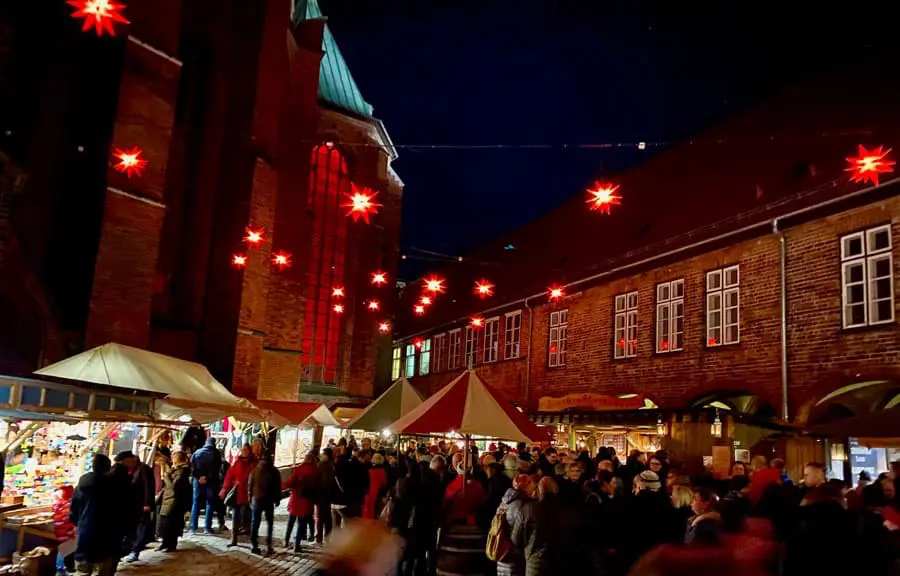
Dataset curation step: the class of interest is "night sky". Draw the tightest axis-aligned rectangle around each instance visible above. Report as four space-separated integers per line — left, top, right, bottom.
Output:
318 0 886 280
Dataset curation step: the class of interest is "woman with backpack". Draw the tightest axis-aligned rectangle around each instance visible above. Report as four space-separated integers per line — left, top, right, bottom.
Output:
493 474 535 576
284 453 319 552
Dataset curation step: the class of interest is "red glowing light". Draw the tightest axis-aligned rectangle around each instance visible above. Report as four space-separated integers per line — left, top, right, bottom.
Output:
342 185 381 224
414 305 426 315
243 227 265 246
112 147 147 178
367 300 380 311
470 317 484 328
414 338 424 349
371 272 388 286
586 181 622 214
272 251 291 270
845 145 895 186
549 286 565 300
474 280 494 298
707 337 717 346
420 296 433 306
68 0 129 36
424 276 445 294
332 287 345 298
333 304 344 314
378 321 391 334
232 254 247 268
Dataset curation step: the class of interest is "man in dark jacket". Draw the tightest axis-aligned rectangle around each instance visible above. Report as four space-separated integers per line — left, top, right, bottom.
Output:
71 454 124 576
248 450 281 555
331 449 369 528
315 448 335 543
114 451 156 562
158 451 192 552
511 477 586 576
189 437 222 534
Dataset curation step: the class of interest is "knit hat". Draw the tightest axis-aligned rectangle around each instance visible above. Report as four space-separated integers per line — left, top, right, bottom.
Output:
638 470 661 492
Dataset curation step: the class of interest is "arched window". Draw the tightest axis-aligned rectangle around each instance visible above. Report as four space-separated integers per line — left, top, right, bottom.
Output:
302 143 350 385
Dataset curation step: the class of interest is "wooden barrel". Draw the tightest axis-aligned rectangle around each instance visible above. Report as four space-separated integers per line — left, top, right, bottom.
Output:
436 525 490 576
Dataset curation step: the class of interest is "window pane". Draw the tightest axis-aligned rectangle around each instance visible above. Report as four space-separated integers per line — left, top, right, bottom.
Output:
673 280 684 298
707 271 722 291
724 266 739 287
627 292 638 309
848 264 864 284
847 284 865 306
843 234 864 259
550 312 559 327
868 227 891 253
725 324 739 344
874 299 893 323
615 295 626 312
657 284 669 302
846 303 866 327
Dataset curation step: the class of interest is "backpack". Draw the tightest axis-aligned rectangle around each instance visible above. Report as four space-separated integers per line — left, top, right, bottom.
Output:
485 504 513 562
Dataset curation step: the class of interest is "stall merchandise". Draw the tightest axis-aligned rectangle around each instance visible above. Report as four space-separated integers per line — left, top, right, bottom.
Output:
275 427 315 468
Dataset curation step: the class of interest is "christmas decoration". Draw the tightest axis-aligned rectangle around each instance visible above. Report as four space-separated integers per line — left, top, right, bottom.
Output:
414 338 424 349
474 280 494 298
112 147 147 178
232 254 247 268
378 321 391 334
272 251 291 270
845 145 895 186
367 300 380 311
470 317 484 328
420 296 433 306
414 305 426 315
371 272 388 286
333 304 344 314
342 185 381 224
424 276 445 294
332 287 345 298
586 181 622 214
243 227 265 246
68 0 129 37
549 286 565 300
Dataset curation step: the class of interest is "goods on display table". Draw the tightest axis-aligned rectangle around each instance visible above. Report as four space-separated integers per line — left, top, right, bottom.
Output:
275 426 315 468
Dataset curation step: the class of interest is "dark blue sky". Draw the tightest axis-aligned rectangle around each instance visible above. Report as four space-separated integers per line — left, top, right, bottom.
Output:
318 0 875 279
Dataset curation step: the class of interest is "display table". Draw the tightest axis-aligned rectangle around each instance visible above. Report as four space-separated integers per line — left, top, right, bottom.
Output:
0 505 57 564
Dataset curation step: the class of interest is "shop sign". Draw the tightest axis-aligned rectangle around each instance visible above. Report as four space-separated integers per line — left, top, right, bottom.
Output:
537 393 646 412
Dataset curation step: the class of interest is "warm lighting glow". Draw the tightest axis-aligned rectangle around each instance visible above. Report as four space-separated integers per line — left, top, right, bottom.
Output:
656 417 666 438
243 227 265 246
845 144 895 186
474 280 494 298
112 147 147 178
420 296 433 306
68 0 129 36
371 272 388 286
332 287 345 298
424 276 445 293
710 411 723 438
232 254 247 268
470 316 484 328
272 251 291 270
549 286 565 300
586 181 622 214
414 339 424 349
378 321 391 334
367 300 380 311
333 304 344 314
414 305 425 315
342 185 381 224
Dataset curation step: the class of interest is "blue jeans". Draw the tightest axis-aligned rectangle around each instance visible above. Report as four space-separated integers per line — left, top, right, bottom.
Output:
189 478 219 532
250 500 274 550
231 503 249 544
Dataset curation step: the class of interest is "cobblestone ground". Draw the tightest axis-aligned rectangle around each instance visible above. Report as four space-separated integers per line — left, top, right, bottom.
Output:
116 504 323 576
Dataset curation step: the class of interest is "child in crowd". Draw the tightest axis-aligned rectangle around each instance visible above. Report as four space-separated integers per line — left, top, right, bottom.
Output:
52 485 76 576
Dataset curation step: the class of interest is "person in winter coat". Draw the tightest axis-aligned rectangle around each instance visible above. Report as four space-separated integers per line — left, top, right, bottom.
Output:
497 474 535 576
70 454 124 576
248 450 282 555
113 450 155 563
331 449 369 529
620 470 678 569
685 487 722 545
481 462 512 529
315 448 335 543
157 450 192 552
511 477 585 576
363 453 389 520
190 437 223 534
284 453 318 552
220 444 258 547
53 485 76 575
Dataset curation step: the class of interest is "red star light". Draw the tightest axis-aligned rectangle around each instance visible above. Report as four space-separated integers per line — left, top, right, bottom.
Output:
420 296 433 306
378 321 391 334
272 251 291 270
414 339 424 349
474 280 494 298
367 300 380 311
232 254 247 268
586 181 622 214
342 185 381 224
845 145 895 186
549 286 565 301
68 0 129 36
332 287 345 298
112 147 147 178
371 272 388 286
470 317 484 328
424 276 445 294
414 305 426 316
243 227 265 246
333 304 344 314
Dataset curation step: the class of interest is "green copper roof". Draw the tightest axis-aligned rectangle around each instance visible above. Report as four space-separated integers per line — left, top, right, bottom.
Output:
294 0 374 118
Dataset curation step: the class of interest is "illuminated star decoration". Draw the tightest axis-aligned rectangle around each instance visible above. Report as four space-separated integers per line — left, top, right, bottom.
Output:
470 317 484 328
414 339 424 349
243 227 265 246
232 254 247 268
845 145 895 186
378 321 391 334
333 304 344 314
586 181 622 214
414 305 426 315
112 147 147 178
342 185 381 224
474 280 494 299
367 300 380 311
424 276 445 294
420 296 433 306
272 251 291 270
332 287 345 298
68 0 130 36
549 286 565 301
371 272 388 286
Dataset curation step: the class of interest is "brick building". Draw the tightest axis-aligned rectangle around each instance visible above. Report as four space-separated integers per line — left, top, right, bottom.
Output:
393 59 900 470
0 0 400 403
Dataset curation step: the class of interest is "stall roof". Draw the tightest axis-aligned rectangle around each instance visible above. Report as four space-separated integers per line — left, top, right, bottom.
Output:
347 378 422 432
252 400 339 428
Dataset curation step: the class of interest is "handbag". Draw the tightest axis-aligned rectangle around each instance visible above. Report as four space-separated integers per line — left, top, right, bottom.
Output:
223 485 238 508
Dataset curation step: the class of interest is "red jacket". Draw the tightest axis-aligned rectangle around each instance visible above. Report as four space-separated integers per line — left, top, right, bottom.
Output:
53 486 76 542
222 456 257 506
748 467 782 503
444 475 487 526
363 467 389 519
284 463 318 517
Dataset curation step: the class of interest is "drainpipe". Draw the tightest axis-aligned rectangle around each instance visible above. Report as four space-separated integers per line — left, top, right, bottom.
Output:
524 297 534 412
773 219 789 422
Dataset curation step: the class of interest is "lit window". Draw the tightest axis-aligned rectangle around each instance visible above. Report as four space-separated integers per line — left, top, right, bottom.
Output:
483 318 500 363
404 344 415 378
841 225 894 328
505 311 522 359
391 346 401 380
448 329 462 370
655 280 684 353
432 333 447 372
706 265 740 346
548 309 568 367
614 292 639 359
464 326 478 367
419 339 431 375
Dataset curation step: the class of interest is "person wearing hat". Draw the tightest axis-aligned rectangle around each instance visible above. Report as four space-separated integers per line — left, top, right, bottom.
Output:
114 450 155 563
621 469 675 569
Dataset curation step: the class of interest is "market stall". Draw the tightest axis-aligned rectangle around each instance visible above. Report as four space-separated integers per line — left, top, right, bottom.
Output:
347 377 423 433
251 401 339 469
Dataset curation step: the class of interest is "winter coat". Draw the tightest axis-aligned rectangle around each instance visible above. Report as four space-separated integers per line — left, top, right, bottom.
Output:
511 494 582 576
684 511 722 545
316 459 335 505
222 456 258 507
444 475 487 526
362 466 388 519
70 471 125 563
248 459 282 506
53 486 76 543
332 456 369 509
159 463 192 517
496 488 533 576
191 439 223 485
284 462 318 517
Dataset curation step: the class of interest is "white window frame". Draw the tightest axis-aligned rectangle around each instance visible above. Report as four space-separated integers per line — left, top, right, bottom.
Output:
613 291 639 359
432 333 447 373
419 338 431 375
841 225 894 329
706 265 740 347
655 280 684 353
548 309 568 367
483 317 500 363
448 329 461 370
505 311 522 359
404 344 415 378
391 346 402 380
464 326 478 367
